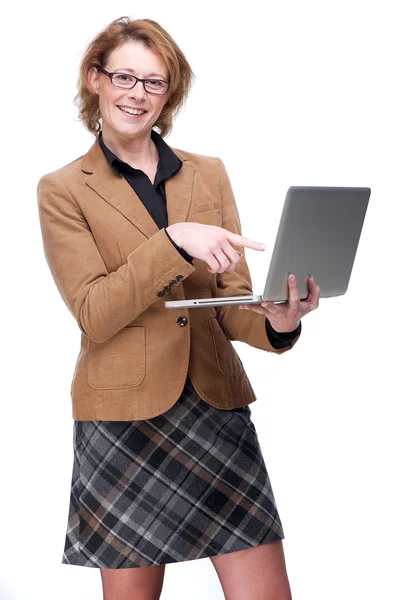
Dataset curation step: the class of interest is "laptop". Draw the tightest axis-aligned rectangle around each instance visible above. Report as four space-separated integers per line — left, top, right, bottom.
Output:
164 186 371 308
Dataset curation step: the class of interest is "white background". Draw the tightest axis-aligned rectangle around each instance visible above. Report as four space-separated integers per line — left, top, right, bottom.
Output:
1 1 398 598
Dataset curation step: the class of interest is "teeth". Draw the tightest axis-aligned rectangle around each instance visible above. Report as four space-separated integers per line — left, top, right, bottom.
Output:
119 106 146 115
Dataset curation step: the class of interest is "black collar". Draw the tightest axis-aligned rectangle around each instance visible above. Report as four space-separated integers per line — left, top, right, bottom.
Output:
98 129 182 179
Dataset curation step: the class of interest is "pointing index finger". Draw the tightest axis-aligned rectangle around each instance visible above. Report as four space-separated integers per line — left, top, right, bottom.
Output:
227 232 266 251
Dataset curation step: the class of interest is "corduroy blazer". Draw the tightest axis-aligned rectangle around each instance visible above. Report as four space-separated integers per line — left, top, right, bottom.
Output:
37 135 301 420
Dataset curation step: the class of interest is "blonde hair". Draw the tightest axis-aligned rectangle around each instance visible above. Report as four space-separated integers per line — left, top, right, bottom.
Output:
74 16 195 138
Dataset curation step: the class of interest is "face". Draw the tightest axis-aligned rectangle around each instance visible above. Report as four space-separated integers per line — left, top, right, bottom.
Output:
88 40 170 139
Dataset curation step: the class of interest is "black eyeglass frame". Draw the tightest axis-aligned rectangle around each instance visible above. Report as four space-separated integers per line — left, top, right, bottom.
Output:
97 67 170 95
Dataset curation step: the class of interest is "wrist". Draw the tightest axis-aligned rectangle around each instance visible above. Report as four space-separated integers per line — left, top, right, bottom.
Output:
165 224 181 246
268 319 301 334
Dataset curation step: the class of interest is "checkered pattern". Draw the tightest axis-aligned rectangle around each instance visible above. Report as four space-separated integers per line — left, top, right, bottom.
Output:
62 378 284 568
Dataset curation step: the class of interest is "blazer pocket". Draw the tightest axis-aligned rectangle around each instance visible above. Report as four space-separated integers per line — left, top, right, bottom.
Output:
189 202 221 226
208 317 244 377
190 201 216 214
87 326 146 390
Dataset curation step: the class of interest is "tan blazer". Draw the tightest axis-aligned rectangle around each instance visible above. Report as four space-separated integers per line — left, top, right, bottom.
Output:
37 136 301 420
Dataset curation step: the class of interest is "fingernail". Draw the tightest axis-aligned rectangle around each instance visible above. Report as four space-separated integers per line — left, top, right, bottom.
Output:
289 274 295 280
260 244 266 250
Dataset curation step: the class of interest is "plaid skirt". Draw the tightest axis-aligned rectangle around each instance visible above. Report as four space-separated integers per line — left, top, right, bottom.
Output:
62 377 284 569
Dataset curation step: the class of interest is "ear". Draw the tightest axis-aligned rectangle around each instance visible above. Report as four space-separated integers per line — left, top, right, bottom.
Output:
87 67 99 95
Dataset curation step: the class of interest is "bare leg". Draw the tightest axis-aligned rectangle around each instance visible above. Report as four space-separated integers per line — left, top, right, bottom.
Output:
100 564 166 600
209 540 292 600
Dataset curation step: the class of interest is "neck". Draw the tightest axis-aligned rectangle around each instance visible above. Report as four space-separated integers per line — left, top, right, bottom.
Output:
101 127 159 167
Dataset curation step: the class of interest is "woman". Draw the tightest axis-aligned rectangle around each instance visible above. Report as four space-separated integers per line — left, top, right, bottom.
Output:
37 16 320 600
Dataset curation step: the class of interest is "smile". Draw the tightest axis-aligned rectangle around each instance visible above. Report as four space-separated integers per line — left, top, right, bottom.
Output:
118 106 147 117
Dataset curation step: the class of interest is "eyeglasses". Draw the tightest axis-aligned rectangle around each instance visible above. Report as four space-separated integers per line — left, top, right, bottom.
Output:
98 67 170 95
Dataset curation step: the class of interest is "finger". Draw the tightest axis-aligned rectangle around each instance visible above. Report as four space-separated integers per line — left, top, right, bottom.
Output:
212 247 233 273
303 274 313 300
206 244 239 273
220 241 242 272
225 231 267 252
260 301 282 314
239 304 267 315
206 251 222 273
204 230 244 272
304 276 320 309
287 274 300 305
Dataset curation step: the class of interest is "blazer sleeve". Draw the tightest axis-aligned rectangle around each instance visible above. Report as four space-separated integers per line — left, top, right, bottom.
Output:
37 172 196 343
214 158 301 354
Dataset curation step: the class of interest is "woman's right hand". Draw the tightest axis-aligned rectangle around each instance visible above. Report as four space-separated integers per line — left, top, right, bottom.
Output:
166 222 266 274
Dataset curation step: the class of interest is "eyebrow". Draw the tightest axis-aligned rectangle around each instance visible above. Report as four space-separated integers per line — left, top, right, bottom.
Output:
113 67 166 79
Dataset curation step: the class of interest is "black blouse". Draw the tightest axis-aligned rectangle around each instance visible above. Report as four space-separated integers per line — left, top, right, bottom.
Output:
98 129 301 348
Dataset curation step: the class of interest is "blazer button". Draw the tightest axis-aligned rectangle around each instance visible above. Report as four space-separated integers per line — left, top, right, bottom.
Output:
176 275 184 282
158 290 166 297
177 316 188 327
164 285 171 293
169 280 177 287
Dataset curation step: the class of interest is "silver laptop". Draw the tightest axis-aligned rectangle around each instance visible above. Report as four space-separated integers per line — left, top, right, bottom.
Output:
164 186 371 308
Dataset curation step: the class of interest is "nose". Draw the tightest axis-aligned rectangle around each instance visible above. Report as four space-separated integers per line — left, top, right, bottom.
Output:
129 80 147 102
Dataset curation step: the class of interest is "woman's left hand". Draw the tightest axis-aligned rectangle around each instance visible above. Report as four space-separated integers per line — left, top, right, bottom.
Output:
238 274 320 333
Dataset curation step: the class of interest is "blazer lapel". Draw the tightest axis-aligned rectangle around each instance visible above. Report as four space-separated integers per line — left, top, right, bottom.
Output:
81 136 195 239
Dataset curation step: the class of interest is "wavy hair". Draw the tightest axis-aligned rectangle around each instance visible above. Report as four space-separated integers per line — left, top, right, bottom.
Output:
74 16 195 138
